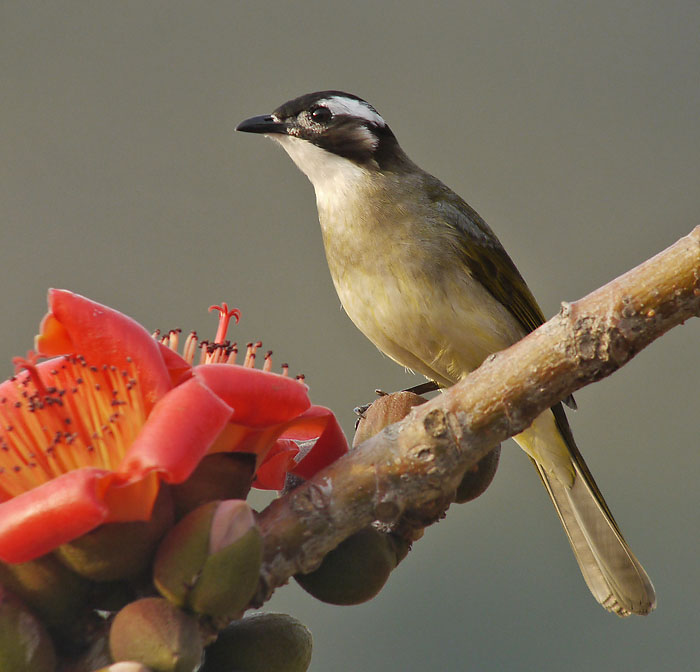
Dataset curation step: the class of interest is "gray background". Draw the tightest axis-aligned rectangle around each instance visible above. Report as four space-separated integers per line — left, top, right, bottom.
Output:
2 2 698 670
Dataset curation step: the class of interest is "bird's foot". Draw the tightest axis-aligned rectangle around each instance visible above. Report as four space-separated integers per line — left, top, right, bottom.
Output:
401 381 439 396
353 382 438 427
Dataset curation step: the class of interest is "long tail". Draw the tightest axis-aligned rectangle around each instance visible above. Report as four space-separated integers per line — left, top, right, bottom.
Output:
514 404 656 616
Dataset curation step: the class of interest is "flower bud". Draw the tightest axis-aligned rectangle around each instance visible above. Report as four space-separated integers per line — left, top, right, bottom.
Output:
109 597 202 672
154 500 262 621
0 586 56 672
203 612 312 672
294 527 405 605
355 391 500 503
0 553 90 637
171 453 255 519
454 445 501 503
353 391 426 447
55 487 174 582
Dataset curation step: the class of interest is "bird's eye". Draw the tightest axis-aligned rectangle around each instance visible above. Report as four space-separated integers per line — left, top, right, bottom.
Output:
310 106 332 123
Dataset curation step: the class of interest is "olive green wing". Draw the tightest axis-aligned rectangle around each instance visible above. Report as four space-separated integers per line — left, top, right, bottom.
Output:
429 181 576 410
431 184 546 335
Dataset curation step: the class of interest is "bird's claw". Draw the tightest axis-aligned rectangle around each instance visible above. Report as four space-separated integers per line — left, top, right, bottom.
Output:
402 381 439 396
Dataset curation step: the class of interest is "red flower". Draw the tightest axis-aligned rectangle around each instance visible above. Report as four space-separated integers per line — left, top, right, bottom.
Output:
0 290 347 563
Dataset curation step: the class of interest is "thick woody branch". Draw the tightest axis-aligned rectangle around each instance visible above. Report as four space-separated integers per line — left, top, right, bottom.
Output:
251 227 700 607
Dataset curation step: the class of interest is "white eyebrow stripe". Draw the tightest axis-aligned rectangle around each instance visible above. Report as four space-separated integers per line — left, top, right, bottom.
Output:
317 96 386 127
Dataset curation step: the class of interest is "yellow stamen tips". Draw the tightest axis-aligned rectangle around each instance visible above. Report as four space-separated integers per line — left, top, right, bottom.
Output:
0 356 148 501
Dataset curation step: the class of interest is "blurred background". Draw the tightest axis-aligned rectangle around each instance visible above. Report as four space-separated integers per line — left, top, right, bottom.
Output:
2 2 698 670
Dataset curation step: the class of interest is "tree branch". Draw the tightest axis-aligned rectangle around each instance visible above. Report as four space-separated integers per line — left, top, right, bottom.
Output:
251 227 700 607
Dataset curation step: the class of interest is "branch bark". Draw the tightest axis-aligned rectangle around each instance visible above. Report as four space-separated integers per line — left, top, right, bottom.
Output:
251 227 700 607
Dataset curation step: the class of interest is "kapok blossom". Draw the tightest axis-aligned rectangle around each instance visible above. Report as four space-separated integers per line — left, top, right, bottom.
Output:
0 290 347 563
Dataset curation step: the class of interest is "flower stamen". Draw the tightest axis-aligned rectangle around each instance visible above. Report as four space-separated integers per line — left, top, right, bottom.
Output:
244 341 263 368
209 303 241 344
167 329 181 352
0 356 148 501
225 343 239 365
156 305 290 374
183 331 198 364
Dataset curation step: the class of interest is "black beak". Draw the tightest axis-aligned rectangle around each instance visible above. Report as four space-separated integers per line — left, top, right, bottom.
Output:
236 114 287 135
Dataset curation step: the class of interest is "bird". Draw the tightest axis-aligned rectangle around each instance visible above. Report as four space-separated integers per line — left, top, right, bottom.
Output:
236 90 656 616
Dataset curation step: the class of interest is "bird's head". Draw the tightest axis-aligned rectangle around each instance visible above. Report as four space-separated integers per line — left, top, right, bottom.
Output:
237 91 407 188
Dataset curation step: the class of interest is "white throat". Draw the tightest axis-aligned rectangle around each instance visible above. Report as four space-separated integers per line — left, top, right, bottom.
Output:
270 135 368 212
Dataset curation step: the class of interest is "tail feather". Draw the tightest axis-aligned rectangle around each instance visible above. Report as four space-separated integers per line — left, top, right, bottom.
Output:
515 405 656 616
533 459 656 616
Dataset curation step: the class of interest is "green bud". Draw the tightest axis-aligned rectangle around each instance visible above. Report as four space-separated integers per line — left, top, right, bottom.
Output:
172 453 255 519
55 487 174 581
0 553 90 638
109 597 202 672
294 527 402 605
454 445 501 503
203 613 312 672
0 586 56 672
353 391 426 447
154 500 262 621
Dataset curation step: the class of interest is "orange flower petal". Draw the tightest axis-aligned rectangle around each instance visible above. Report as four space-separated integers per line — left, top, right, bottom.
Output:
193 364 310 427
36 289 172 409
157 342 194 386
254 439 299 490
35 313 73 355
119 376 233 484
103 470 161 523
283 406 348 480
0 468 115 563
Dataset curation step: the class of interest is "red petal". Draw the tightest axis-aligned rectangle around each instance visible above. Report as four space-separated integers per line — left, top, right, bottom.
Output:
119 376 234 484
254 439 299 490
284 406 348 480
212 424 284 460
157 342 193 386
192 364 310 427
0 469 114 564
36 290 171 409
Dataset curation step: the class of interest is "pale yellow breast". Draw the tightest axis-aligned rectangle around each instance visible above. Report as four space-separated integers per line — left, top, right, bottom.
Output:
316 180 526 386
